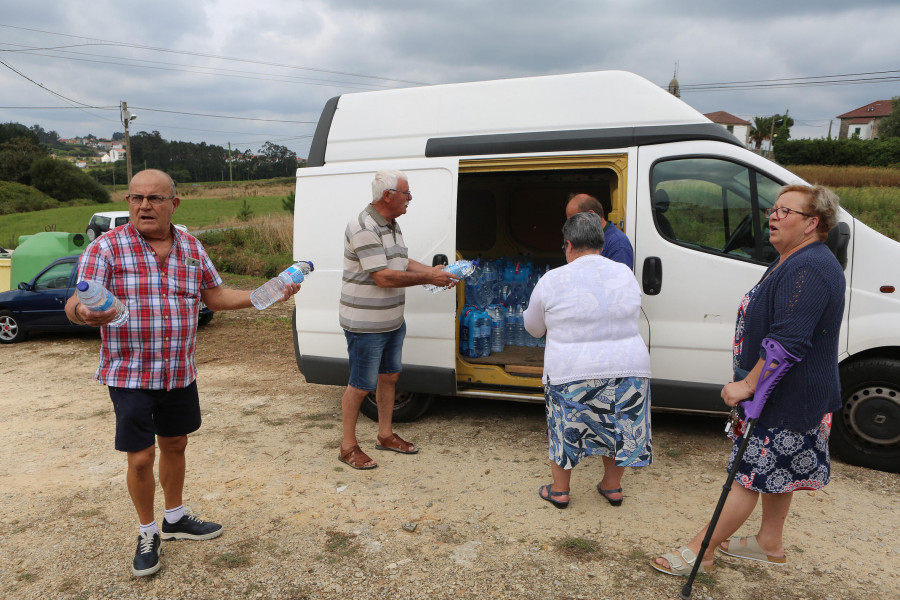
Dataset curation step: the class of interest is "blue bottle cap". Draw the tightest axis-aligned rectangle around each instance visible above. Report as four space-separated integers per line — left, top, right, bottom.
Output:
77 281 89 292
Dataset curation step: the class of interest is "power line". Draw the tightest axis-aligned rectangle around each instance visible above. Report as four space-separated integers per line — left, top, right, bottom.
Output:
129 106 314 124
0 43 398 91
0 23 429 86
681 70 900 91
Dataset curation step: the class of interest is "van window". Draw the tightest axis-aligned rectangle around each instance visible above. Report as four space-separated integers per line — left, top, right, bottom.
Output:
651 157 779 263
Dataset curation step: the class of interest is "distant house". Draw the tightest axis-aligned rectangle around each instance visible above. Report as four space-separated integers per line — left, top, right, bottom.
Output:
703 111 751 146
837 100 893 140
100 148 126 163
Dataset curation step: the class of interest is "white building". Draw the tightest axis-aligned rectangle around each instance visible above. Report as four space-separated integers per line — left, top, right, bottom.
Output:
703 111 751 147
100 148 126 163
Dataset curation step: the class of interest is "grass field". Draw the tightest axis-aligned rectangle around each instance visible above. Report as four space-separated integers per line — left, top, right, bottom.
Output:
0 195 289 248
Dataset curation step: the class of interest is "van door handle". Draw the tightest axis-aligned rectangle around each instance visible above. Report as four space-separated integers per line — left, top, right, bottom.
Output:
642 256 662 295
432 254 448 267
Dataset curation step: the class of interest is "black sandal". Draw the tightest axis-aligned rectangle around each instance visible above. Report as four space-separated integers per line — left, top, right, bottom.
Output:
597 484 623 507
538 484 569 509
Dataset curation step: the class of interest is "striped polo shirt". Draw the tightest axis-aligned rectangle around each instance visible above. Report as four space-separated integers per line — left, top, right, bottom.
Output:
340 204 409 333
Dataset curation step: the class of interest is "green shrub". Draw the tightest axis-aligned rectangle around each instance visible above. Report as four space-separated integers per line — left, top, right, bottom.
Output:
0 181 59 215
28 157 111 204
775 138 900 167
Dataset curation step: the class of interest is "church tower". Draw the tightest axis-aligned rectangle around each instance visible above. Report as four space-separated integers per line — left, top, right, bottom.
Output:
667 63 680 98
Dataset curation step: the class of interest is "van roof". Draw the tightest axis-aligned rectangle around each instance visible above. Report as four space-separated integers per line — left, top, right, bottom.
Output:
311 70 738 165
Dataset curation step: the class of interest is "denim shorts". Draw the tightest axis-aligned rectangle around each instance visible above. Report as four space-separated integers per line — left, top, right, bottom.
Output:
344 322 406 392
108 381 202 452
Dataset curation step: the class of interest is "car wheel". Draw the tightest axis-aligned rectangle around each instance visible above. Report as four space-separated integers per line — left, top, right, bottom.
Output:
0 310 26 344
360 390 434 423
831 357 900 473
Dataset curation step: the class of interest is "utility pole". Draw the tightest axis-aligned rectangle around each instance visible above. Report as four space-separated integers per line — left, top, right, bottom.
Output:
827 120 833 139
120 101 136 184
228 141 234 197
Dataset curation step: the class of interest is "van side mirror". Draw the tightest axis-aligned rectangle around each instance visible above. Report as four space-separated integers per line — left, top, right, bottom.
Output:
18 281 32 291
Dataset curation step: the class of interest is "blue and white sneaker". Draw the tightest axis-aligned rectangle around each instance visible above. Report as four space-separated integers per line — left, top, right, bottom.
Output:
160 514 223 541
132 531 161 577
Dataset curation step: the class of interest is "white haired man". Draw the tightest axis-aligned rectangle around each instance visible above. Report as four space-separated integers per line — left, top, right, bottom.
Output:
338 169 459 469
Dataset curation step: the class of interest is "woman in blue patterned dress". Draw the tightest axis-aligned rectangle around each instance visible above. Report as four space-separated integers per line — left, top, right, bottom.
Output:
653 184 845 576
524 211 652 510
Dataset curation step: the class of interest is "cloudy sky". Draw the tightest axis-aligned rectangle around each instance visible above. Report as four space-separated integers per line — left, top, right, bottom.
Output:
1 0 898 157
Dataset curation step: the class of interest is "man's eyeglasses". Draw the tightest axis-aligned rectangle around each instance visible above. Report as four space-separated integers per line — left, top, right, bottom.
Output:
388 189 412 200
764 206 813 220
126 194 175 206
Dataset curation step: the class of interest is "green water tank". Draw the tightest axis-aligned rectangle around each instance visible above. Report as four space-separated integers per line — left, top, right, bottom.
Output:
10 232 87 288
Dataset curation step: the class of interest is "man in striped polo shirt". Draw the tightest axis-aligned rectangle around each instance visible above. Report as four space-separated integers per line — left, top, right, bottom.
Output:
338 169 459 470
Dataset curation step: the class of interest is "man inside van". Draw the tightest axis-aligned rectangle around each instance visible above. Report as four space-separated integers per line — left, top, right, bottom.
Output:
565 193 634 269
338 169 459 470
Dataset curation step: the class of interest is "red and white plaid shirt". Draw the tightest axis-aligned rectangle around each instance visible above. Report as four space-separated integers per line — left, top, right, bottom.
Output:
77 223 222 390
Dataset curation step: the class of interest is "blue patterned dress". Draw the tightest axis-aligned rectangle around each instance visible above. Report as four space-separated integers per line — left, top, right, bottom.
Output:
728 285 831 493
545 377 652 469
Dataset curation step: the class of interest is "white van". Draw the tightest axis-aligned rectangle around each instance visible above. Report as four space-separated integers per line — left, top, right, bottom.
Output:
292 71 900 473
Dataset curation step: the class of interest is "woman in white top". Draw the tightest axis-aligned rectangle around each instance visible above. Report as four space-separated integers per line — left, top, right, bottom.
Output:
524 211 652 510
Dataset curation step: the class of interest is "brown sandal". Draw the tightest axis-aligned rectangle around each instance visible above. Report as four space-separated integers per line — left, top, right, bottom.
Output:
375 433 418 454
339 444 377 470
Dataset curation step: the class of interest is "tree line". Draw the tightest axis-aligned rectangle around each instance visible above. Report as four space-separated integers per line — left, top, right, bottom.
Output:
88 131 300 185
0 121 302 213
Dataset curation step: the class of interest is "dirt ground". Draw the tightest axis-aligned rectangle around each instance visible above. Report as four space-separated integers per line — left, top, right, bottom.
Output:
1 301 898 600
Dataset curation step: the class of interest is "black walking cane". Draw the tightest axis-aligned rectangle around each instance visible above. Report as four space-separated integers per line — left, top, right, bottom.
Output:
679 338 799 599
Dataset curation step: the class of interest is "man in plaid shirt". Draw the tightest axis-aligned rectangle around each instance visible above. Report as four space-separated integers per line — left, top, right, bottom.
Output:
65 169 300 577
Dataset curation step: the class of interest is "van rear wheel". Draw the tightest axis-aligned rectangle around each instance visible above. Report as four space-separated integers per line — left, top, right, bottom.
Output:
360 390 434 423
831 358 900 473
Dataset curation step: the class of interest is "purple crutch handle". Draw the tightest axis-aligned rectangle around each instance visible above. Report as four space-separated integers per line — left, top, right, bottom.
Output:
741 338 801 420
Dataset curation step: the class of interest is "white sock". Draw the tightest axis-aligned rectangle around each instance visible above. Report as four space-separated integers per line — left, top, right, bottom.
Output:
139 520 158 537
164 505 184 524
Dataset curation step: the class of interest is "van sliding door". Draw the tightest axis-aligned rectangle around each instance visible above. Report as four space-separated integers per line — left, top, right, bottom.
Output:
293 158 460 393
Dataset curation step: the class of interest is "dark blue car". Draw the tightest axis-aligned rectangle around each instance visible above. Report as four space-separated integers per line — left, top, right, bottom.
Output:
0 255 213 344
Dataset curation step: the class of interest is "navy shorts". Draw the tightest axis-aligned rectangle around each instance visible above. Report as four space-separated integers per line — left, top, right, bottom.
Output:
344 322 406 392
108 381 202 452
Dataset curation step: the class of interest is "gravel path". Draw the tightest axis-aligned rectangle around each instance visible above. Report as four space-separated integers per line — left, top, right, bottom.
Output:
1 307 898 599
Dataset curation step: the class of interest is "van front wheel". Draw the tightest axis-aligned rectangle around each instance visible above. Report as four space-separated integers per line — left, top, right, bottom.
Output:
831 358 900 473
360 390 434 423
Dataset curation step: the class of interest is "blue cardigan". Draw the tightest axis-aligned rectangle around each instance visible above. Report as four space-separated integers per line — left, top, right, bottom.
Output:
738 242 845 430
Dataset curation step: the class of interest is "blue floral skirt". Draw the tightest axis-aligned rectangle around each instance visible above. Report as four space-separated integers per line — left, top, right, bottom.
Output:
726 414 832 493
545 377 652 469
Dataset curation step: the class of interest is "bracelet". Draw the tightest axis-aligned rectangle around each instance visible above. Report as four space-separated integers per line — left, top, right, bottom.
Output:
69 302 86 325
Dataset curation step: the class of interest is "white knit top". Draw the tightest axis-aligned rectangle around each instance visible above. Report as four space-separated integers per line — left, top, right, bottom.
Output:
523 254 651 385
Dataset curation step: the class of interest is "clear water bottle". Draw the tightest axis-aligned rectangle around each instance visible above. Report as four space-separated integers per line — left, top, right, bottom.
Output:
250 261 314 310
515 303 525 346
423 260 477 293
488 304 505 353
76 280 129 327
505 304 517 347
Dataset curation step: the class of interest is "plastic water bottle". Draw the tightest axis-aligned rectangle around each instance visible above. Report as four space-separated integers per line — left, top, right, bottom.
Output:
514 303 525 346
76 280 128 327
473 308 489 357
423 260 476 293
459 307 473 356
488 304 505 353
505 304 517 347
250 261 314 310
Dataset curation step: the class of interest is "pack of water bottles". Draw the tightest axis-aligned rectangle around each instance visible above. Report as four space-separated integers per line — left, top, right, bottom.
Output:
458 258 550 358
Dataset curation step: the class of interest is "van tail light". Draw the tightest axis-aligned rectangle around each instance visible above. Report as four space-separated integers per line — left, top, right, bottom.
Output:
881 286 895 293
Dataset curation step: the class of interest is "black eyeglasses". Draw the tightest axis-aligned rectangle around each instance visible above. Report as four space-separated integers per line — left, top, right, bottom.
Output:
126 194 175 205
562 241 569 251
387 189 412 200
765 206 813 220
